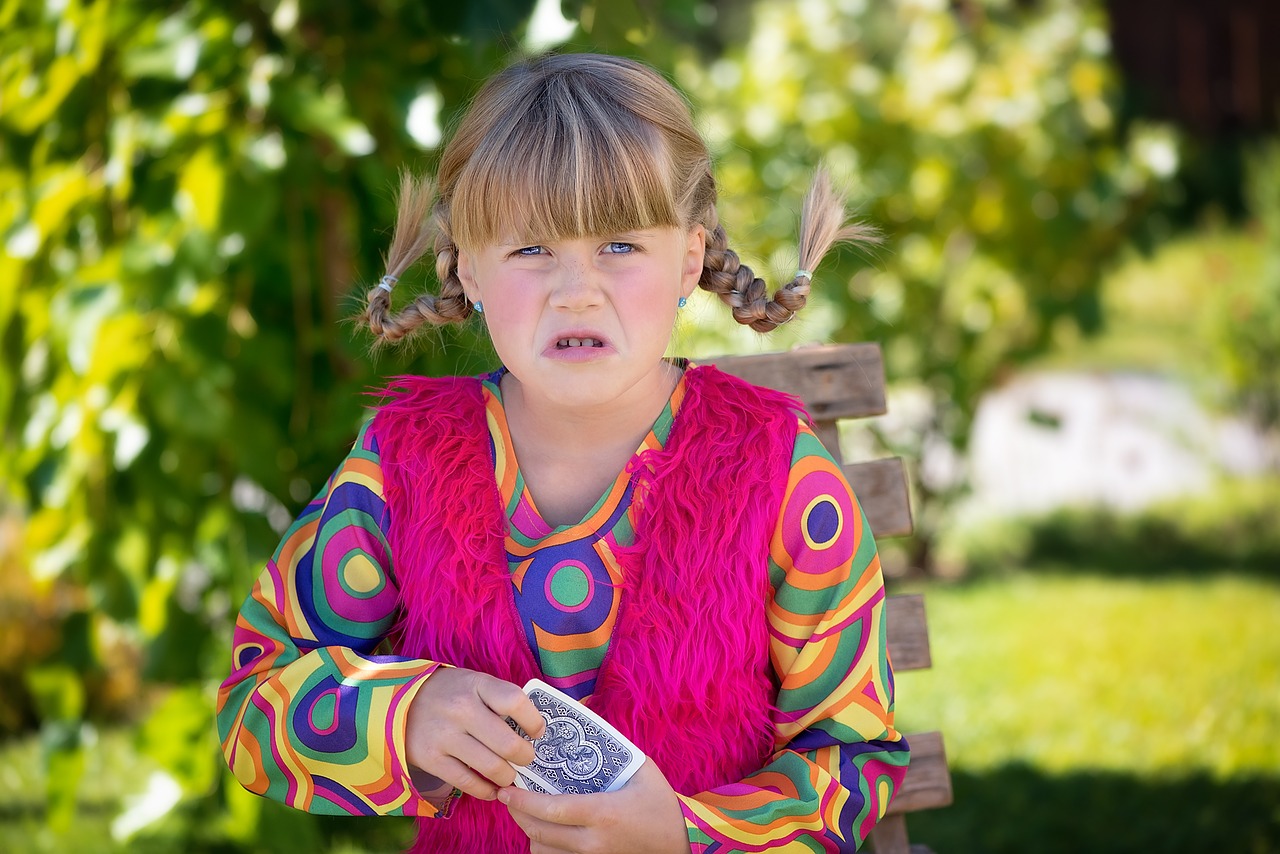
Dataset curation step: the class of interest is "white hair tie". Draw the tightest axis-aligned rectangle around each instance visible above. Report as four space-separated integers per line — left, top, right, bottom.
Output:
377 274 399 293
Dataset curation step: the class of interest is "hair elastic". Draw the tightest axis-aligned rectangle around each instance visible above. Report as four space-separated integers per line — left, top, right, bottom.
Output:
377 274 398 293
795 269 814 280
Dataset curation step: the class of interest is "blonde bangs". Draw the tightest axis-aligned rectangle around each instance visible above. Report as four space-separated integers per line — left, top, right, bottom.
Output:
449 79 682 249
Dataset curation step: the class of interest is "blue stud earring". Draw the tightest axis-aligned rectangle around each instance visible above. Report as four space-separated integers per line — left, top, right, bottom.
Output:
677 296 688 309
473 301 483 314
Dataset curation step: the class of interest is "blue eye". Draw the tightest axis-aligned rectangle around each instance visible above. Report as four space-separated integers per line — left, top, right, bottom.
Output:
514 245 545 256
605 242 635 254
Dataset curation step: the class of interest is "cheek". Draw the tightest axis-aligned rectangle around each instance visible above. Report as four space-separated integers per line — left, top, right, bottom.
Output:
634 287 679 327
482 280 539 323
478 308 522 353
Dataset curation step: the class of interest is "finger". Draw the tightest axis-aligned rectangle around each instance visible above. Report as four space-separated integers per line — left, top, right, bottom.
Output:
499 786 591 826
505 802 588 852
476 677 546 738
429 753 499 801
451 733 520 789
469 709 538 767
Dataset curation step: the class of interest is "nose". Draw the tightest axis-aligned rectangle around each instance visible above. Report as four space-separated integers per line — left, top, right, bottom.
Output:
549 254 603 311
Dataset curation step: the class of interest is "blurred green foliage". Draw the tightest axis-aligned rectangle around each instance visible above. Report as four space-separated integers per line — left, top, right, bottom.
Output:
1040 228 1267 379
1216 142 1280 428
674 0 1176 552
0 0 551 843
0 0 1221 847
939 476 1280 581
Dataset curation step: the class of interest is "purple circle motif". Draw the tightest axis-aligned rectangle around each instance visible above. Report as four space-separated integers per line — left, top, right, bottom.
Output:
236 641 265 670
292 675 359 754
804 497 842 547
782 468 856 573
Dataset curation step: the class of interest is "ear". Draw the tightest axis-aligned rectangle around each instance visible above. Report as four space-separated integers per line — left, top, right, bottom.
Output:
681 224 706 298
456 249 479 303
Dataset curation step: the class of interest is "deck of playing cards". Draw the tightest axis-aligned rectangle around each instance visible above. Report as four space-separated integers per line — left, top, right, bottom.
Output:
507 679 646 795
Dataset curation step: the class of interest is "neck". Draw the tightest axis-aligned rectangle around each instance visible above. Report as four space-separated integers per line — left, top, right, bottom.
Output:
498 362 684 527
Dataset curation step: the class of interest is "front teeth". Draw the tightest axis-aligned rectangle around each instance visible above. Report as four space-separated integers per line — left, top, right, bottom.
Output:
560 338 602 348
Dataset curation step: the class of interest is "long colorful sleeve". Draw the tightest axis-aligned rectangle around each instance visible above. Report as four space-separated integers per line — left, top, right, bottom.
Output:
677 423 910 852
215 421 442 817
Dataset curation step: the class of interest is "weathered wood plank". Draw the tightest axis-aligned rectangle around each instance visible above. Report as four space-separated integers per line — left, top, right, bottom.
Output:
705 343 886 420
810 420 843 463
868 814 909 854
885 594 931 672
844 456 914 538
885 731 953 815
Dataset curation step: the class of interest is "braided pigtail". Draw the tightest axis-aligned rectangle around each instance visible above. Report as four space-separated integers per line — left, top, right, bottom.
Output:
360 171 472 343
700 222 791 333
430 217 471 324
700 168 878 333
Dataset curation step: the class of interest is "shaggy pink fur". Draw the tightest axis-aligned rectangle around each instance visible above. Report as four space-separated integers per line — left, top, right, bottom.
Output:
372 366 802 853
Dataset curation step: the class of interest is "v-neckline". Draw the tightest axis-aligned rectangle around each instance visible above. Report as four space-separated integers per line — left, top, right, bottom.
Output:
483 365 688 537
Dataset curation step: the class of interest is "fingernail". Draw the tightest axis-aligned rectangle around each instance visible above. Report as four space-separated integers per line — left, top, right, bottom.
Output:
497 788 511 804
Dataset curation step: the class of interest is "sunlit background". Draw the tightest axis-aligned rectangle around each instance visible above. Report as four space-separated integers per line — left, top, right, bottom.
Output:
1 0 1277 851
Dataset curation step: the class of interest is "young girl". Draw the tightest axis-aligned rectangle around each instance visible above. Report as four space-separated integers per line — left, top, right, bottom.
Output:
217 52 908 853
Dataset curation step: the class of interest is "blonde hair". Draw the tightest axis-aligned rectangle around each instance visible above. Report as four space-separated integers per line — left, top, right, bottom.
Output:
361 53 875 340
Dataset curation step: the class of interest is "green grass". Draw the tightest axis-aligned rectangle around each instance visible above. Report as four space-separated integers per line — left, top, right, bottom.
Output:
894 573 1280 775
892 572 1280 852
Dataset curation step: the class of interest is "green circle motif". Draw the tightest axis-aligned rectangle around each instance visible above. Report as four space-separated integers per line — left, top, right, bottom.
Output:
550 564 591 608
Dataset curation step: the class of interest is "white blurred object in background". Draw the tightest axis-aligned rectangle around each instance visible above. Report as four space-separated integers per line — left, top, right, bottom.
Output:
963 371 1276 518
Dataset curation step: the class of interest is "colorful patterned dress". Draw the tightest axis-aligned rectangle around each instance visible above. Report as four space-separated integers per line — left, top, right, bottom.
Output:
216 368 909 852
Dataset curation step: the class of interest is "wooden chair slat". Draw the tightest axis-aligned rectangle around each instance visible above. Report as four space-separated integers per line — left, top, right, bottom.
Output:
705 343 887 420
885 731 953 815
845 457 914 538
868 814 910 854
869 815 937 854
885 594 931 672
811 421 842 461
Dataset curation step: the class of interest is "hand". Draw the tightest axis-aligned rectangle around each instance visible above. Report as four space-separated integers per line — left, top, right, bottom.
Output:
405 667 546 801
499 757 691 854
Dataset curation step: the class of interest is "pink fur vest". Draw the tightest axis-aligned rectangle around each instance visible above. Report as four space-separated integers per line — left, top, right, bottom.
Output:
372 365 802 853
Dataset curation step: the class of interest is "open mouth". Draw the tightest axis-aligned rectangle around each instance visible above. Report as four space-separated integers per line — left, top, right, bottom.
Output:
556 338 605 349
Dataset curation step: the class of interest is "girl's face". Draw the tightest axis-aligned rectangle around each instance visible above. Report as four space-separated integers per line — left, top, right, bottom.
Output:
458 225 705 416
